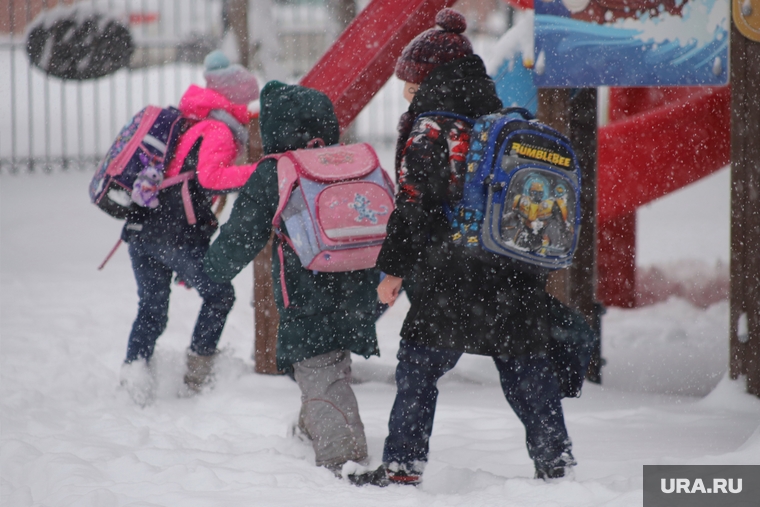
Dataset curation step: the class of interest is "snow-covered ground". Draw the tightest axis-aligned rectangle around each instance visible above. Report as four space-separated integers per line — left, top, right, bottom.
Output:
2 162 758 506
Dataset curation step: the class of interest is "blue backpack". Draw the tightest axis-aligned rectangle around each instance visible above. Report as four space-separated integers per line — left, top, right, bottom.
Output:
424 107 582 273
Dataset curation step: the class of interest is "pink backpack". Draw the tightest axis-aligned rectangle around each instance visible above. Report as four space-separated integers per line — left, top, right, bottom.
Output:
269 142 395 307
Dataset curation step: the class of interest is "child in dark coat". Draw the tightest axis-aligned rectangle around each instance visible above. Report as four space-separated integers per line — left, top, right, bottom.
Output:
119 51 260 406
203 81 380 476
373 9 576 485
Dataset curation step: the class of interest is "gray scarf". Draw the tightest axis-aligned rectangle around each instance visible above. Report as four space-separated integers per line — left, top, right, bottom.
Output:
209 109 249 149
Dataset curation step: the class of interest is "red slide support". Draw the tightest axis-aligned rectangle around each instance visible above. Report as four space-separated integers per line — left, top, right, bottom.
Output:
598 87 730 224
597 86 730 306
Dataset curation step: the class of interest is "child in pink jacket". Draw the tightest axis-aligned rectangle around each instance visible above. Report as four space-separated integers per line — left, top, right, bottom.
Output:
119 51 260 406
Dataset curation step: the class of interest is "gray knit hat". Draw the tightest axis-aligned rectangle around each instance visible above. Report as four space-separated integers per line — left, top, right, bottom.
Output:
203 50 260 104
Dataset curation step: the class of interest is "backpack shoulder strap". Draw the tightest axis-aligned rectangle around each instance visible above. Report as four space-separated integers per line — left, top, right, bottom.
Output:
158 171 196 225
259 152 298 309
417 111 476 125
155 137 203 225
497 107 535 121
263 153 297 232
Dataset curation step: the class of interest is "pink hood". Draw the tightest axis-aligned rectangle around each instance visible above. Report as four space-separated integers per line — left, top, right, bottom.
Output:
164 85 258 191
178 85 250 125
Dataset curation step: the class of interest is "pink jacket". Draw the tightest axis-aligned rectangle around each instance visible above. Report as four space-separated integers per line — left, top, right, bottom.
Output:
165 84 257 191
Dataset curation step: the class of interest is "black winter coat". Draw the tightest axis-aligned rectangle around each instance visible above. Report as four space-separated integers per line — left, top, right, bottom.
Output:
376 55 551 357
121 141 219 247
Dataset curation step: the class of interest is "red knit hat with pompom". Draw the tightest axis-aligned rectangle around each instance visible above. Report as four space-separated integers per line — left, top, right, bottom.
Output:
395 8 473 85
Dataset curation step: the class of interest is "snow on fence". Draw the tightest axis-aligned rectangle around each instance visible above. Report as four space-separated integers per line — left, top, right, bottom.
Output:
0 0 502 174
0 0 224 173
0 0 329 173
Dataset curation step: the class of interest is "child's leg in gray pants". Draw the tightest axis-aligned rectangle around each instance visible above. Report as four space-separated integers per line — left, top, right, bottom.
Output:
293 350 368 470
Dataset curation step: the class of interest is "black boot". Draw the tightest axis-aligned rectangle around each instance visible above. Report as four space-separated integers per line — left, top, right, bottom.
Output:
347 465 391 487
535 450 577 481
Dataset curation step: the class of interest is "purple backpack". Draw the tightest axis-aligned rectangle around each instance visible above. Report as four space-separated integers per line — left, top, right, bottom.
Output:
89 106 193 221
269 142 395 307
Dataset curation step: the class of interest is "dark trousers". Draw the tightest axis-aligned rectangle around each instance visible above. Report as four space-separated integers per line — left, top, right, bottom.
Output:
383 340 570 471
125 241 235 362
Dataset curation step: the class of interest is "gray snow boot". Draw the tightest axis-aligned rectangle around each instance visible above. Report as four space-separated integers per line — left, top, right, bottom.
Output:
289 405 313 443
183 350 216 395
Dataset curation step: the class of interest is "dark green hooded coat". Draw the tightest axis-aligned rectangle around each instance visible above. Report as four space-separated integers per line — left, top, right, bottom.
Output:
203 81 379 372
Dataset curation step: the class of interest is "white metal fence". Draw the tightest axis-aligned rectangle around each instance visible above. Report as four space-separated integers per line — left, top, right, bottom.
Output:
0 0 504 173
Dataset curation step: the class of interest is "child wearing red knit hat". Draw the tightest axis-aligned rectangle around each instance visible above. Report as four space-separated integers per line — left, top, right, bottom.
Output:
394 8 473 86
368 8 576 487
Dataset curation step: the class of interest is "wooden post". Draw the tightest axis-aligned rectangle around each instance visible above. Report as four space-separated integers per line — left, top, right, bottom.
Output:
729 20 760 397
537 89 571 304
227 0 250 68
253 238 280 374
538 88 602 383
327 0 359 144
247 116 281 374
568 88 602 383
327 0 357 29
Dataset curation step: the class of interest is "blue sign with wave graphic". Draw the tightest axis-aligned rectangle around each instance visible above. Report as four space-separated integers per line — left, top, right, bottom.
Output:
534 0 730 87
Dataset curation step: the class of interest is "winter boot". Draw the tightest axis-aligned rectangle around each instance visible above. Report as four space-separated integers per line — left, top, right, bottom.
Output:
535 450 577 481
384 463 422 486
182 350 216 395
321 460 389 487
120 358 155 407
347 465 391 487
386 468 422 486
288 405 312 444
535 465 566 480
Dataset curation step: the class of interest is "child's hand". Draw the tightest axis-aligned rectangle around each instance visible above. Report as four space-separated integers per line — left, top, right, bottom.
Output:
377 275 403 307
